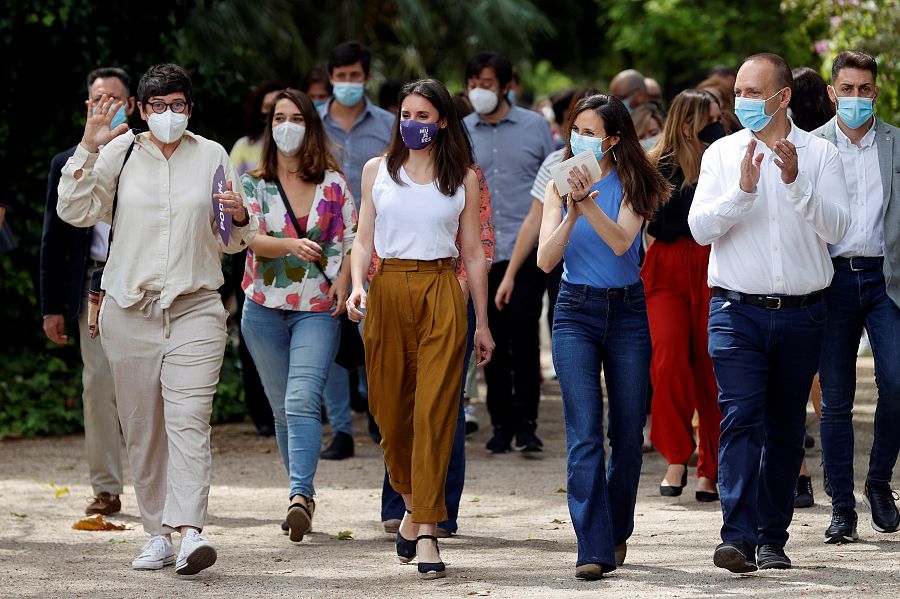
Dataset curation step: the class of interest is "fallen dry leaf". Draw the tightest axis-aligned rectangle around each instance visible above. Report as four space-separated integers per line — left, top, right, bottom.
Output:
337 530 354 540
54 487 70 498
72 514 127 531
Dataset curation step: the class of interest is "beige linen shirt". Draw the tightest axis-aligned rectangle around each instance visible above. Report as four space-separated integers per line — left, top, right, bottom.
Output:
57 129 257 309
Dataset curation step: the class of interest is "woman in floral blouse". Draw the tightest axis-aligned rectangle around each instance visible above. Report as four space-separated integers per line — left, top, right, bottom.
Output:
240 89 357 542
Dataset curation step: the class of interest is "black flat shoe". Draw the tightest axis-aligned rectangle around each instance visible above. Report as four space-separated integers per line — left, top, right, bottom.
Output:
696 490 720 502
660 464 688 497
396 510 416 563
416 535 446 579
757 544 791 569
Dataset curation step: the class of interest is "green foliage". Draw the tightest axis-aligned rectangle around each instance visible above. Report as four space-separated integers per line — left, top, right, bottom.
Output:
783 0 900 123
592 0 817 92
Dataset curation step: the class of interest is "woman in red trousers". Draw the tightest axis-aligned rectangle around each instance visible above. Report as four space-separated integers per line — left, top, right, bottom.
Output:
643 89 728 501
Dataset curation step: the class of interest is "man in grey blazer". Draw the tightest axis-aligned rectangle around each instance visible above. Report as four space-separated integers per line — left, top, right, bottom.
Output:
813 50 900 544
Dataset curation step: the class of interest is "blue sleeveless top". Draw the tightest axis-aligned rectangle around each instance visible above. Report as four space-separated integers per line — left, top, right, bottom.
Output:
561 170 641 288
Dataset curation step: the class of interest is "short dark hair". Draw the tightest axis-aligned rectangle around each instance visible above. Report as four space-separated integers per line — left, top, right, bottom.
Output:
745 53 792 90
86 67 130 96
328 41 371 76
303 65 332 94
378 78 406 111
241 80 287 141
465 52 513 88
789 67 835 132
832 50 877 82
137 63 193 106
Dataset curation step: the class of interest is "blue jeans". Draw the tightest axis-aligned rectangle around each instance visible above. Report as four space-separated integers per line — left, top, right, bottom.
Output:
552 281 650 569
241 300 340 499
323 362 368 436
820 265 900 509
708 295 826 548
381 297 476 532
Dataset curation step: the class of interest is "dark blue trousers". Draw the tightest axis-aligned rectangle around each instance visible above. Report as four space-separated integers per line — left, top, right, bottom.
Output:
820 263 900 509
708 295 826 548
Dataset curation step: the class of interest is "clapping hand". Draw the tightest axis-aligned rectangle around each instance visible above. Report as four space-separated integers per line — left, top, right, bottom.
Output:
772 138 799 184
81 94 128 153
740 139 764 193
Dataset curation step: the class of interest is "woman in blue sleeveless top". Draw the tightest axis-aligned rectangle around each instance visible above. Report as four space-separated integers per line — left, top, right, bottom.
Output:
537 94 672 580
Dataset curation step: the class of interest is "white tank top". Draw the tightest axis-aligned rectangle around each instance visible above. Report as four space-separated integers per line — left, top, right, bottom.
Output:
372 158 465 260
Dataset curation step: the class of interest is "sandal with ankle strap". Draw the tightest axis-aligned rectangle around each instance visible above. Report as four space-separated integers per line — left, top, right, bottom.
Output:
286 497 315 542
416 535 446 579
396 510 416 563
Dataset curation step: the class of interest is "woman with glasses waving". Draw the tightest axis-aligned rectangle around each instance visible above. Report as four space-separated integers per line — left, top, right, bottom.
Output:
57 63 258 575
239 89 357 543
346 78 494 580
537 94 671 580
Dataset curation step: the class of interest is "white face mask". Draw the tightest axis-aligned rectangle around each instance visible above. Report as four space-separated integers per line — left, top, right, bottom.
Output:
272 122 306 156
469 87 499 115
147 110 188 144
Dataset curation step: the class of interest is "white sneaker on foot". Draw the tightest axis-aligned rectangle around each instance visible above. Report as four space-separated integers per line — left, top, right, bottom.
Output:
132 534 175 570
175 530 217 575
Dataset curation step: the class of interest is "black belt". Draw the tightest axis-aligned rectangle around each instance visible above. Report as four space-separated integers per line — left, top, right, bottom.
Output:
833 256 883 272
713 287 825 310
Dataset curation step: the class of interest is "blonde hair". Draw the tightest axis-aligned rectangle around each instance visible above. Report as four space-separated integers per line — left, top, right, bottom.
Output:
647 88 719 189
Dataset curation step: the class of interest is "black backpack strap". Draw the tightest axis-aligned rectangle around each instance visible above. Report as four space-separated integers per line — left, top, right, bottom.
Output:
273 176 333 286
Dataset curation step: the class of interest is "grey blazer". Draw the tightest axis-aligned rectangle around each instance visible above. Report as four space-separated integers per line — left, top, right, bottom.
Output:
813 116 900 308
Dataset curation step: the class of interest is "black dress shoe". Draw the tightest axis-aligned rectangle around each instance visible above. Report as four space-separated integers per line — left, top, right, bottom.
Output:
794 475 814 508
696 490 720 502
486 426 512 454
416 535 446 579
660 465 688 497
321 431 355 460
825 505 858 544
713 540 757 573
757 544 791 569
864 481 900 533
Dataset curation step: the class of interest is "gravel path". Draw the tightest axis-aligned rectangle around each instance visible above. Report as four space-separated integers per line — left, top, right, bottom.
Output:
1 357 897 598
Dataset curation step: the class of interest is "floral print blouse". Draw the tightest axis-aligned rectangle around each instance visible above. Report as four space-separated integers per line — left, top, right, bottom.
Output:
242 170 357 312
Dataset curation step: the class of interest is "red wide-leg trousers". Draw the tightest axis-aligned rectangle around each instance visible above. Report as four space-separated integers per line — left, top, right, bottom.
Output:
642 237 721 480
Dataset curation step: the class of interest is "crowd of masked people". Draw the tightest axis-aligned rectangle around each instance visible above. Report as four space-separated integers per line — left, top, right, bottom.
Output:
40 39 897 580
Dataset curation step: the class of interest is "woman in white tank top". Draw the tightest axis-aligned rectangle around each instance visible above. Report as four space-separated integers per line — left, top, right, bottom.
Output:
346 79 495 580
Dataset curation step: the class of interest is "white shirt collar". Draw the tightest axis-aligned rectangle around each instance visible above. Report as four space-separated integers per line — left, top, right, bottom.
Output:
835 119 877 149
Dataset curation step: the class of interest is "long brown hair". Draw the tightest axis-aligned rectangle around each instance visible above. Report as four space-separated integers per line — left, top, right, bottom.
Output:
385 79 471 197
250 88 341 184
563 94 671 221
647 88 719 188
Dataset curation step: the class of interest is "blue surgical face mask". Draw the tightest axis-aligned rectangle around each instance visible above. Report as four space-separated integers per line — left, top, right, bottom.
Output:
570 132 611 162
622 98 633 114
313 99 327 109
836 96 874 129
110 105 127 129
734 89 784 132
332 82 365 107
506 89 516 105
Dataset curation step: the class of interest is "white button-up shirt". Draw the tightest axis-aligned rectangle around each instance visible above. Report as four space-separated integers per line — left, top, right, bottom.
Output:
688 122 850 295
829 122 883 258
58 130 257 309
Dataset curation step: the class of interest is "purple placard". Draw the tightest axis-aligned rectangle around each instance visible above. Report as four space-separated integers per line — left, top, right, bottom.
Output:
211 164 231 246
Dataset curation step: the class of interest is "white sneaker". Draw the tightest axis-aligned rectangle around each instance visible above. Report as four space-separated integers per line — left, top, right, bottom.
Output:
175 529 217 575
132 535 175 570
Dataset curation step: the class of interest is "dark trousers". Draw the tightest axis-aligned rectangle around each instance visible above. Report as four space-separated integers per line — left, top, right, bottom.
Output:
708 295 826 548
381 298 476 531
820 263 900 509
485 252 545 433
232 250 274 433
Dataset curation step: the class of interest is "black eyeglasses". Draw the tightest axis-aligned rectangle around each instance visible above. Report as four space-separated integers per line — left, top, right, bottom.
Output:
148 100 188 114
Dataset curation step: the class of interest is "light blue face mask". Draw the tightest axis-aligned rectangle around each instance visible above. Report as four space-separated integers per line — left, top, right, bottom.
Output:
622 98 633 114
570 132 610 161
109 105 127 129
506 89 516 105
313 99 328 109
332 82 365 107
734 90 783 132
836 96 874 129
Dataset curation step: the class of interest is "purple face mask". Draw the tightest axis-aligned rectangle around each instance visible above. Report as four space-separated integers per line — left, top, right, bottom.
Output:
399 120 439 150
